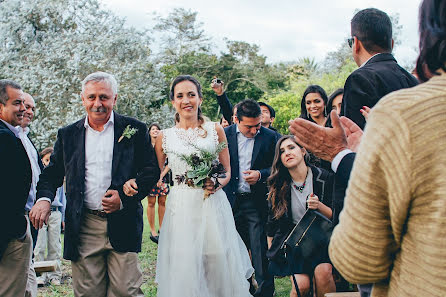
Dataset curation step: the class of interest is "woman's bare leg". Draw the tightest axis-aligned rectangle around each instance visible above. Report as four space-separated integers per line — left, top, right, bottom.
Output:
157 195 167 229
313 263 336 297
146 196 157 236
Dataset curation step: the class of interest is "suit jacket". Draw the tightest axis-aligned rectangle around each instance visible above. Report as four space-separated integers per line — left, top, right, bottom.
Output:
333 152 356 225
36 113 159 261
0 121 32 260
217 92 234 125
341 53 419 130
223 124 278 218
266 166 334 259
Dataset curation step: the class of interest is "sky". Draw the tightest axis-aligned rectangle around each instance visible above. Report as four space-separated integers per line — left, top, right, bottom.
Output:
101 0 422 67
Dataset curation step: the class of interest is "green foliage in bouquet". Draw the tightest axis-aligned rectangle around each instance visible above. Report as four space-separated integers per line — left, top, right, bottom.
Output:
175 142 227 188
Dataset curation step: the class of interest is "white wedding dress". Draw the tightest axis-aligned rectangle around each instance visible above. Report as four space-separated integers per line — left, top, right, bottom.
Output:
155 121 254 297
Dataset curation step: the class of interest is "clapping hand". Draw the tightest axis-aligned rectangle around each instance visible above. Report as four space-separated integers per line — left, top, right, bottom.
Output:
360 106 371 121
289 110 348 162
339 116 363 152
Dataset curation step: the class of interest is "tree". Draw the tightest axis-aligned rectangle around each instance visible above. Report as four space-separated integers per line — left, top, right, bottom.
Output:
0 0 172 149
266 61 356 134
152 8 289 121
153 8 211 65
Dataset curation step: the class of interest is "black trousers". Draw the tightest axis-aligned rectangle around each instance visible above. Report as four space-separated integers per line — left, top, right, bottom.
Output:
233 194 274 297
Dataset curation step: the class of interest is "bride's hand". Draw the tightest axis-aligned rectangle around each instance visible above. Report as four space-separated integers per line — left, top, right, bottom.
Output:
123 178 138 196
203 178 217 195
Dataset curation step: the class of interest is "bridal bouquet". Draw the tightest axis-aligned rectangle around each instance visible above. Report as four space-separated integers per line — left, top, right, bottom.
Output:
175 142 227 199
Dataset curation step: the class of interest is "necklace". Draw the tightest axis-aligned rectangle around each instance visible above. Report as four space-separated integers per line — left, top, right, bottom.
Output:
293 168 309 193
293 181 306 193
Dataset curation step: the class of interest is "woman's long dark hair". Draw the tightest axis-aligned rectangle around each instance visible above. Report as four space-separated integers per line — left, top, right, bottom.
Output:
169 75 207 137
268 136 309 219
416 0 446 82
299 85 328 123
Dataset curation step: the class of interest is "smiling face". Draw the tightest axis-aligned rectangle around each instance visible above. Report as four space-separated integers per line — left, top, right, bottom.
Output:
280 138 306 169
21 93 35 128
331 94 343 116
149 125 160 138
305 92 325 119
171 80 203 121
0 86 25 127
81 80 117 129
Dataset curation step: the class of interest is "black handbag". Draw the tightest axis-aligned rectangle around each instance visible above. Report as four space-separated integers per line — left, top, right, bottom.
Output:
268 209 333 277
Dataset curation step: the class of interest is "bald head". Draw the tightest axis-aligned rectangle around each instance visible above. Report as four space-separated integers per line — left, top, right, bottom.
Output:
22 93 35 128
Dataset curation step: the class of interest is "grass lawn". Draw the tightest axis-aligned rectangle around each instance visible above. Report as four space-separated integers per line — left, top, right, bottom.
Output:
37 200 292 297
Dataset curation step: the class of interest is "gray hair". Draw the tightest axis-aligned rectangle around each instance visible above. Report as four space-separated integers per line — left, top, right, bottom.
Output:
0 79 22 105
81 72 118 95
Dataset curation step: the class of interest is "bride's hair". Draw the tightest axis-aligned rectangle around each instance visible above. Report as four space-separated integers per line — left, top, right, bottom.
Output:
170 75 207 137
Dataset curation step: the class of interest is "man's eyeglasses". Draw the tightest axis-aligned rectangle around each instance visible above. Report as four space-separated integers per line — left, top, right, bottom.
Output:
347 37 355 48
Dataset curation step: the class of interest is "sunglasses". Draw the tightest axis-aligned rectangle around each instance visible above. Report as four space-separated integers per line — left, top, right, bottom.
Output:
347 37 354 48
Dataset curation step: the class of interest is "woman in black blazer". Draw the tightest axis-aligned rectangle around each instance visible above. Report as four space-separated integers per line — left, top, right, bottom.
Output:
266 135 335 297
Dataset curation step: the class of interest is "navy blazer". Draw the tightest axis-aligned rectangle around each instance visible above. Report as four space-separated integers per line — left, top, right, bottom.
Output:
0 121 32 260
223 124 278 218
36 113 160 261
341 53 418 130
332 152 356 225
266 166 334 260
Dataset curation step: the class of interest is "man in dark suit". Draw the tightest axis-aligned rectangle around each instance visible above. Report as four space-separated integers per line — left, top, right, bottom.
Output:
30 72 159 296
342 8 418 130
224 99 277 297
211 79 281 138
0 79 34 297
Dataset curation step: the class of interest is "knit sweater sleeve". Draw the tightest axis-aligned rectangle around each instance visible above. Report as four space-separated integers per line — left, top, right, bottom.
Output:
328 102 411 284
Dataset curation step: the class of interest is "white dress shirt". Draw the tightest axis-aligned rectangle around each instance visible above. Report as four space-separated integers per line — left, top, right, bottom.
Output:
236 126 257 193
83 112 114 210
16 126 41 211
331 149 353 173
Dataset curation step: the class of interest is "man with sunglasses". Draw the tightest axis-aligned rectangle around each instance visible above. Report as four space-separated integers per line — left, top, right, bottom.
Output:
342 8 418 130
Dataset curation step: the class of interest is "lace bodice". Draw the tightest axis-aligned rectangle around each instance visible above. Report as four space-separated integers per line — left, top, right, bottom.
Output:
162 122 219 187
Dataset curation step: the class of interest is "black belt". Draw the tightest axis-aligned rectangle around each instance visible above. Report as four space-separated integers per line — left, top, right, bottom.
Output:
84 208 107 218
51 206 59 212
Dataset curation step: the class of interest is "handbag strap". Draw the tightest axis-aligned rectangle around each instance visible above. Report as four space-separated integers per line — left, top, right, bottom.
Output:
291 274 302 297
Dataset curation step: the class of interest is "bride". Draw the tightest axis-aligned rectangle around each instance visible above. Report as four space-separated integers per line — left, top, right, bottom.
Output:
154 75 254 296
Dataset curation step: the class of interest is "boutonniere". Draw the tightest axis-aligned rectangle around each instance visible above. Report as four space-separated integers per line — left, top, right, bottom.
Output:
118 125 138 142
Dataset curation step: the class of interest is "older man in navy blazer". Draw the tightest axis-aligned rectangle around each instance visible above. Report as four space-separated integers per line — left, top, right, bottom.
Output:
224 99 277 297
30 72 159 297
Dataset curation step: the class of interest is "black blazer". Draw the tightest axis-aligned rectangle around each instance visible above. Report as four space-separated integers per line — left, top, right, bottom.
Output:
0 121 32 260
341 53 419 129
223 124 278 217
217 92 234 125
332 152 356 225
36 113 159 261
266 166 334 259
